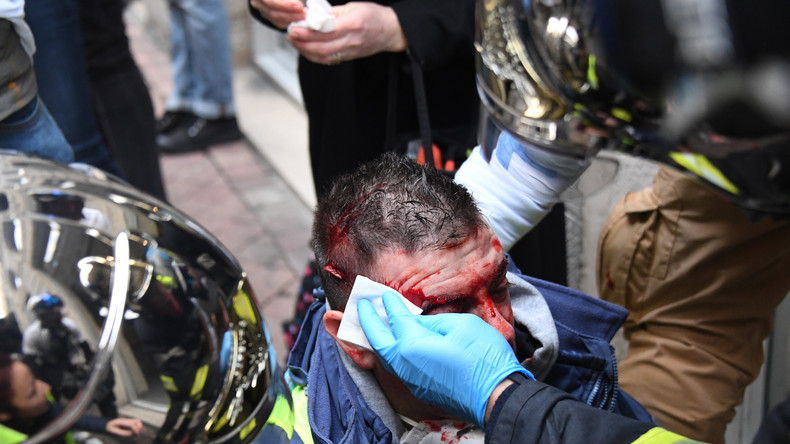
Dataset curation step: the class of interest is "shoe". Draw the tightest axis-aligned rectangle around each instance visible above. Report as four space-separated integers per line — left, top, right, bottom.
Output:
157 117 242 154
156 110 195 134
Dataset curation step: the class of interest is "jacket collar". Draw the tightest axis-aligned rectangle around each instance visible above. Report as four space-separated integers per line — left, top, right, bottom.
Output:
288 302 394 444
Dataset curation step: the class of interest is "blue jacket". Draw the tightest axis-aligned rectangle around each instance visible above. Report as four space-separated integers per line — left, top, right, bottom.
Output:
520 274 650 420
287 300 394 444
287 270 651 443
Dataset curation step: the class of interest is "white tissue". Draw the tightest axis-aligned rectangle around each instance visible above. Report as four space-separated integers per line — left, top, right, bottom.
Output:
288 0 336 33
337 276 423 351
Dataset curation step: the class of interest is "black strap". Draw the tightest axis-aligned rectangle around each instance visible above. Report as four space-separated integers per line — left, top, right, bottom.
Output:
384 52 438 170
409 52 436 170
384 57 399 153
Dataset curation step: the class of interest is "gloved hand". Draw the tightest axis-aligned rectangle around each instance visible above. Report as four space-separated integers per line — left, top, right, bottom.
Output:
358 291 533 428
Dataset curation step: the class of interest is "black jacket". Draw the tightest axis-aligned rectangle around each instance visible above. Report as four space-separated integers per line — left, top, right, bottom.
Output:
485 374 693 444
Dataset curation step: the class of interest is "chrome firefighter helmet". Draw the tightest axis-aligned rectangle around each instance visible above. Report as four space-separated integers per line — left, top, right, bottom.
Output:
0 151 295 443
476 0 790 216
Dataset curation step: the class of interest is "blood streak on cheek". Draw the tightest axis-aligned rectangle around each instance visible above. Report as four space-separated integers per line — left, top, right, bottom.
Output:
344 347 366 363
481 296 498 319
492 238 502 253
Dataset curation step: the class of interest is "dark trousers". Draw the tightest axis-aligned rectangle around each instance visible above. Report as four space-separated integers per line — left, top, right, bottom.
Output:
25 0 123 177
25 0 167 201
80 0 167 200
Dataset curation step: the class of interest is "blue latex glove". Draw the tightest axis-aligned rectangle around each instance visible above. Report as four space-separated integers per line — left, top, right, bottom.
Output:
358 291 533 428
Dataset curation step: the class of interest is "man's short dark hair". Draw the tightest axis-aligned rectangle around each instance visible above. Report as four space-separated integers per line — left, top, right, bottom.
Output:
311 152 486 310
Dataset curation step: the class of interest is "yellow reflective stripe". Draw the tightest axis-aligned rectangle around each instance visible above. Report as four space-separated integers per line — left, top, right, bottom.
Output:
611 107 632 122
291 385 314 444
587 54 599 90
632 427 703 443
156 274 175 288
160 374 178 392
669 152 739 194
264 394 296 440
190 364 209 400
240 418 257 441
211 405 232 432
233 290 258 325
0 424 27 443
42 394 76 444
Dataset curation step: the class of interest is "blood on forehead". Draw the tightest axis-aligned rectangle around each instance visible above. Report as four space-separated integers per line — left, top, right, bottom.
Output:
375 229 507 311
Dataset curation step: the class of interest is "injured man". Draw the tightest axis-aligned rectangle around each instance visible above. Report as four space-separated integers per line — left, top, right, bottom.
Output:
286 152 650 443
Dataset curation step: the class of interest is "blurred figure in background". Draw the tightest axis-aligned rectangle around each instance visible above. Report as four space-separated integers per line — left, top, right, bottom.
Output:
0 352 143 443
0 0 73 163
156 0 241 154
24 0 123 175
22 0 167 200
22 294 119 419
79 0 167 200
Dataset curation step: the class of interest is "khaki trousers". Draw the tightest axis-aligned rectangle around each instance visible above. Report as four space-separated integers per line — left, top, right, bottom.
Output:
597 166 790 443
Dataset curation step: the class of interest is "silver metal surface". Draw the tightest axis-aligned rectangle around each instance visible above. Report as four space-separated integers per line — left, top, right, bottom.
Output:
474 0 790 215
0 151 294 443
475 0 618 157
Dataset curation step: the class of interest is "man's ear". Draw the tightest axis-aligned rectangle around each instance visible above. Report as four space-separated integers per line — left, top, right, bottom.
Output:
323 310 378 370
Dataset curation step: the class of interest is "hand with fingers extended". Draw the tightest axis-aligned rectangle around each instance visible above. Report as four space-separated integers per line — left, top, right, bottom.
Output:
250 0 306 30
358 291 533 428
286 2 407 65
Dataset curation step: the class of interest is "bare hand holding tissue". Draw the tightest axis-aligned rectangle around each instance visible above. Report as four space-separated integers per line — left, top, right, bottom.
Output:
286 2 407 65
337 276 422 351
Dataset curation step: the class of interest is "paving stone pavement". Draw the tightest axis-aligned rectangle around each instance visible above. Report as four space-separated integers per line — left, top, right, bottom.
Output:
126 12 312 365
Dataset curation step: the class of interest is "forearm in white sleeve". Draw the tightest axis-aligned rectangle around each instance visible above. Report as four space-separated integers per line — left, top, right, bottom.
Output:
455 133 590 251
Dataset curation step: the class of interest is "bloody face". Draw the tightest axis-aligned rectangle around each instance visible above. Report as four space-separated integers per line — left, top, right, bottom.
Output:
369 226 515 350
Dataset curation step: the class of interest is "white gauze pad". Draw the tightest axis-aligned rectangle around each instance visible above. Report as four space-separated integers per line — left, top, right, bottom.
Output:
337 276 423 351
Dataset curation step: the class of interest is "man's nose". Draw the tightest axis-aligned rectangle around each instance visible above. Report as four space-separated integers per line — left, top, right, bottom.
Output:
475 304 516 346
489 311 515 343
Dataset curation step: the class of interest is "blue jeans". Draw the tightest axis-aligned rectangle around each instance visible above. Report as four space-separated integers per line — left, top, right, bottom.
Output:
166 0 236 119
24 0 123 177
0 96 74 163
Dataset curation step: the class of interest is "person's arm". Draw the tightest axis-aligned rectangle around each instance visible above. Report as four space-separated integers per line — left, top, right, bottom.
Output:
359 293 695 444
484 374 689 444
74 416 143 437
52 403 143 438
454 132 591 251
